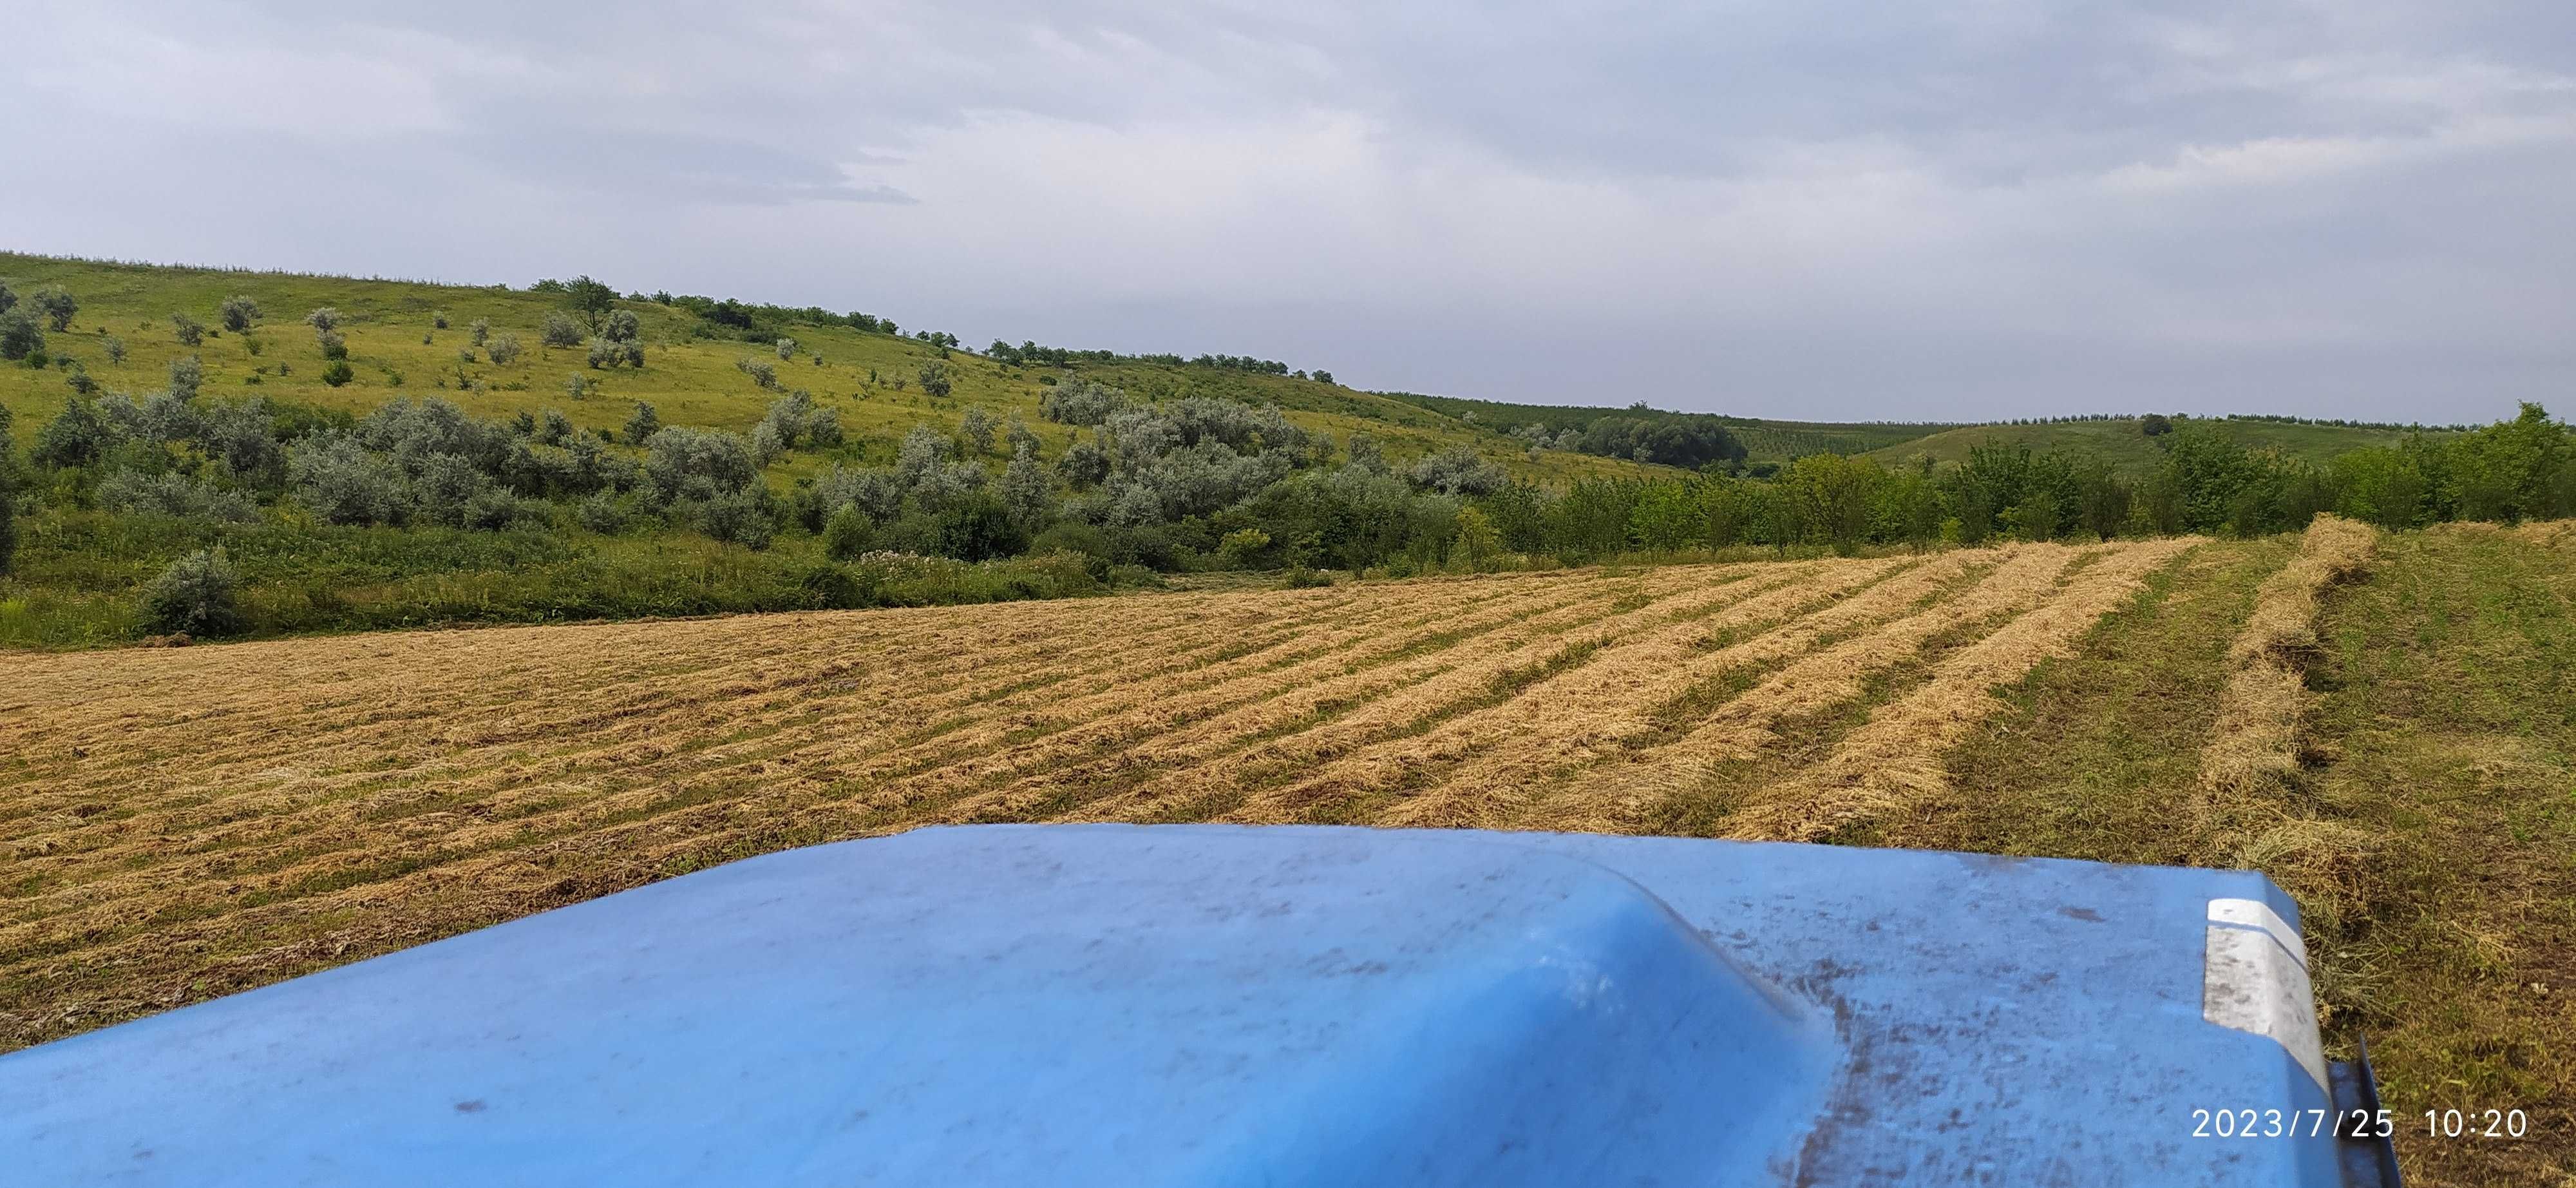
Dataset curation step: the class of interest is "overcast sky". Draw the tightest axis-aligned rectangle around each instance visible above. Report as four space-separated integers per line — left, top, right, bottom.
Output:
6 2 2571 422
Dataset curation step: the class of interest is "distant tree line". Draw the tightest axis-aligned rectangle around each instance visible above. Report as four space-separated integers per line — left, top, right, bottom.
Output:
1481 406 2572 558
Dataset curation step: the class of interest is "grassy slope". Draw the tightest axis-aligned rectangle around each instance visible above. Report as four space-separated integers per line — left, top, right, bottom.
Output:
1889 526 2575 1185
0 252 1654 486
1864 416 2454 473
5 254 2463 484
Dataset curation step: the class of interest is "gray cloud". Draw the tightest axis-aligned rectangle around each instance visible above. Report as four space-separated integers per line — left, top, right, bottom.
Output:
1 0 2569 421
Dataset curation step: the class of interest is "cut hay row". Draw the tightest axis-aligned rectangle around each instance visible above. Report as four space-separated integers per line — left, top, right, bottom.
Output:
0 590 1273 832
3 542 2224 1053
0 570 1716 977
1244 555 1915 826
1514 544 2079 834
932 566 1779 828
0 578 1541 936
766 572 1674 825
1722 536 2202 842
2512 518 2573 548
0 570 1474 837
0 595 1305 873
1363 553 1995 830
1199 559 1882 824
2197 515 2379 803
666 561 1784 839
3 568 1772 1042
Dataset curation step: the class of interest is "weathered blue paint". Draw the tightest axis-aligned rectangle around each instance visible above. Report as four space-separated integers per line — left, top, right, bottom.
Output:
1 825 2385 1185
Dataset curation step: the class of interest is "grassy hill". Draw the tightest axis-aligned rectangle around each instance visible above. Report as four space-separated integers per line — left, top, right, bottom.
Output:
5 253 2458 484
0 253 1651 486
1372 389 1955 465
1863 416 2458 473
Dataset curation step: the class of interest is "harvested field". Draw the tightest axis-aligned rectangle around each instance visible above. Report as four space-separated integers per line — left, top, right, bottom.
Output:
6 528 2573 1181
1 541 2192 1049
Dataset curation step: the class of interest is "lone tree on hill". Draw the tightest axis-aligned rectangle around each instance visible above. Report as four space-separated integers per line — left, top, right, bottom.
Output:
564 276 617 329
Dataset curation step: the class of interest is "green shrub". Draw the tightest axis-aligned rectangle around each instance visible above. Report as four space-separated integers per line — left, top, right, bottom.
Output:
576 491 631 533
142 548 246 637
690 490 775 550
321 360 354 387
821 504 874 560
1217 527 1272 568
219 295 261 332
168 355 203 401
171 312 205 346
540 311 582 349
28 285 77 331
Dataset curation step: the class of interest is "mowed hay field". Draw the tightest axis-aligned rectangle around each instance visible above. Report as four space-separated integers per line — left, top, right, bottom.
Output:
6 522 2573 1183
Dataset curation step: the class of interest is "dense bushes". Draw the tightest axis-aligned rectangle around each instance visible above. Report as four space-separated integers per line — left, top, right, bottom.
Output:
8 329 2569 648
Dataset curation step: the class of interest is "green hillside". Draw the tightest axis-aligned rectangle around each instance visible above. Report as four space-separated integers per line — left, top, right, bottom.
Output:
2 251 2558 651
1864 416 2459 473
0 253 1649 486
1372 389 1954 465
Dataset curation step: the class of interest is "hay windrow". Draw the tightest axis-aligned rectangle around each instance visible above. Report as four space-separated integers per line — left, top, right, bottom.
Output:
5 541 2230 1052
1723 537 2201 842
2197 515 2378 802
1266 557 1911 827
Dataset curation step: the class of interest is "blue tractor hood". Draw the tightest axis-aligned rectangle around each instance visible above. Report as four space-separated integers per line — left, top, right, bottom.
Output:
1 825 2398 1185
